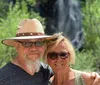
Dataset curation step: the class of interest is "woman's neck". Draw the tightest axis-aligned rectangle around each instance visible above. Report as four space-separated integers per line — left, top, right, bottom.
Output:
53 68 75 85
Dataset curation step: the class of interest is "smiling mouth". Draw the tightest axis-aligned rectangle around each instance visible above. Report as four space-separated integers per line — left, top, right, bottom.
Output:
55 63 63 66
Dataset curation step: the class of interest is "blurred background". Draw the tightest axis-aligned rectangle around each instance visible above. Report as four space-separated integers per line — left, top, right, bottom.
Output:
0 0 100 72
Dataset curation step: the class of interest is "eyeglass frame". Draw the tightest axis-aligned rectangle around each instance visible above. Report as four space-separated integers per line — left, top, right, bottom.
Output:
16 40 46 47
47 51 70 60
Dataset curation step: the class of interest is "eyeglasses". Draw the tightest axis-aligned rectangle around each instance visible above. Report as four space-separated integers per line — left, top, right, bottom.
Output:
47 52 70 60
17 41 46 47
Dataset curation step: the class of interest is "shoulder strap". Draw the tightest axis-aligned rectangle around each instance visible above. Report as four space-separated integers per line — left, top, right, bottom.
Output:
74 70 86 85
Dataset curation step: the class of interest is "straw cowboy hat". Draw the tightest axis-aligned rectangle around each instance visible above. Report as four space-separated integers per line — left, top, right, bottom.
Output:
2 18 58 46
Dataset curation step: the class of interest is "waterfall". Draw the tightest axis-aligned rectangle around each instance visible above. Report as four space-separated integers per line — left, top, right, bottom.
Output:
36 0 84 50
56 0 84 49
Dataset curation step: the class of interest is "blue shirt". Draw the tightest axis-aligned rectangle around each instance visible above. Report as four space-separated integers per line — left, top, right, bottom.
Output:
0 62 53 85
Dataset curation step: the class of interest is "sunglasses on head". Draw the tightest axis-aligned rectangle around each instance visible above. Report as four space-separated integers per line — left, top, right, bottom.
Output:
47 52 70 60
16 41 46 47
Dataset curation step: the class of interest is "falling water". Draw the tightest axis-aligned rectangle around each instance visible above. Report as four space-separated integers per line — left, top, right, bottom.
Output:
35 0 84 50
57 0 83 49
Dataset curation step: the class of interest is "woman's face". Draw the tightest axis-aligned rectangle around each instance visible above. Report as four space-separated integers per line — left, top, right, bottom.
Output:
47 41 70 72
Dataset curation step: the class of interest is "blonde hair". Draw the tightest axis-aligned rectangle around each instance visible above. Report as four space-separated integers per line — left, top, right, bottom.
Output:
43 35 75 64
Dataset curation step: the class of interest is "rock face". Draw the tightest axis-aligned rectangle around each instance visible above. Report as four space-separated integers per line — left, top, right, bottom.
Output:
36 0 84 50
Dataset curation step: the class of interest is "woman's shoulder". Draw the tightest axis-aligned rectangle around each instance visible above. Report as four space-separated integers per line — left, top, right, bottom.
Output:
73 69 95 85
73 69 86 85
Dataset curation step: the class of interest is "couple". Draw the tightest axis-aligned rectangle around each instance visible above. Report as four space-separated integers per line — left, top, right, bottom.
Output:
0 18 100 85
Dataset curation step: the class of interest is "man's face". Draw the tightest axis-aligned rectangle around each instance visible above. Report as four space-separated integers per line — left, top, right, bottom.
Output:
15 39 46 62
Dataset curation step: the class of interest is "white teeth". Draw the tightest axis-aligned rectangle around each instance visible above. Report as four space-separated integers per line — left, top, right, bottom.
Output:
55 64 63 66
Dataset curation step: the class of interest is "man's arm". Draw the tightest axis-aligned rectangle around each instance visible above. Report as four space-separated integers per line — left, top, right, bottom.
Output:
91 72 100 85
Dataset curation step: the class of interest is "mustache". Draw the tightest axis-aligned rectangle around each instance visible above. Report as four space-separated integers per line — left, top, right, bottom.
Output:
27 51 38 54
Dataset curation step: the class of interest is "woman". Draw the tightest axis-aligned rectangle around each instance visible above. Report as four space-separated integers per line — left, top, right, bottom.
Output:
44 34 99 85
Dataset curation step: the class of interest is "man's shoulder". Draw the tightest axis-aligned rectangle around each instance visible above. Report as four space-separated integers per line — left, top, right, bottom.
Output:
40 62 52 71
0 62 16 77
39 62 53 79
0 63 10 72
40 62 53 74
40 62 49 68
0 63 13 83
0 62 12 70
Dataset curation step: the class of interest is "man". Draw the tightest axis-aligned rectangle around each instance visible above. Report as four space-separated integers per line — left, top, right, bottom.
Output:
0 18 100 85
0 19 55 85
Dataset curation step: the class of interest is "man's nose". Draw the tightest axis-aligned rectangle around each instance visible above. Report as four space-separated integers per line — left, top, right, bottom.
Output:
29 45 37 50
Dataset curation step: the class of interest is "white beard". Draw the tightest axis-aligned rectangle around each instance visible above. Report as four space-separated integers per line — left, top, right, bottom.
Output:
25 59 41 73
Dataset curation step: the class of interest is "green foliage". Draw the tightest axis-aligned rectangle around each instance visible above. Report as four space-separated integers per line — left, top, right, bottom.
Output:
0 0 9 18
71 50 96 71
80 0 100 71
69 0 100 72
0 2 29 37
0 1 44 67
82 0 100 50
0 0 100 72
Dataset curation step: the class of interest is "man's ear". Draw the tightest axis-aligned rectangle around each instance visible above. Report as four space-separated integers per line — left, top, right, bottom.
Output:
13 41 17 46
13 41 20 48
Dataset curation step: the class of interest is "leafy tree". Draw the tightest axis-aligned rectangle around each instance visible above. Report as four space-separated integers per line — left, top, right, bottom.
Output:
83 0 100 50
80 0 100 71
71 0 100 72
0 0 10 18
72 50 96 71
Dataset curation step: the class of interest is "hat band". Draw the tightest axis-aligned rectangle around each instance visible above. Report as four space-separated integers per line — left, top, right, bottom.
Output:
16 32 44 37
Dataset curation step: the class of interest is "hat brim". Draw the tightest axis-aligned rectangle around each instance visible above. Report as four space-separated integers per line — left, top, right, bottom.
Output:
2 35 56 46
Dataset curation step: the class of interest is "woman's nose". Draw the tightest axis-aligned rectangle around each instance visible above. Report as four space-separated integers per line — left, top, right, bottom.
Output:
56 55 62 61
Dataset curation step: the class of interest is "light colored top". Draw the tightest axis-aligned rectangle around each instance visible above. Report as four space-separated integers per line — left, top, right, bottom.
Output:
75 70 86 85
49 70 86 85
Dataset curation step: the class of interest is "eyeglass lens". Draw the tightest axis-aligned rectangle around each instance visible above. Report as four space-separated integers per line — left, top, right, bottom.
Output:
47 52 69 60
17 41 45 47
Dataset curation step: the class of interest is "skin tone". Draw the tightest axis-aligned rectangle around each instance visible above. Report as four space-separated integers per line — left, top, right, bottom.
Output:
12 40 45 75
47 40 100 85
47 43 70 72
10 38 100 84
47 41 75 85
